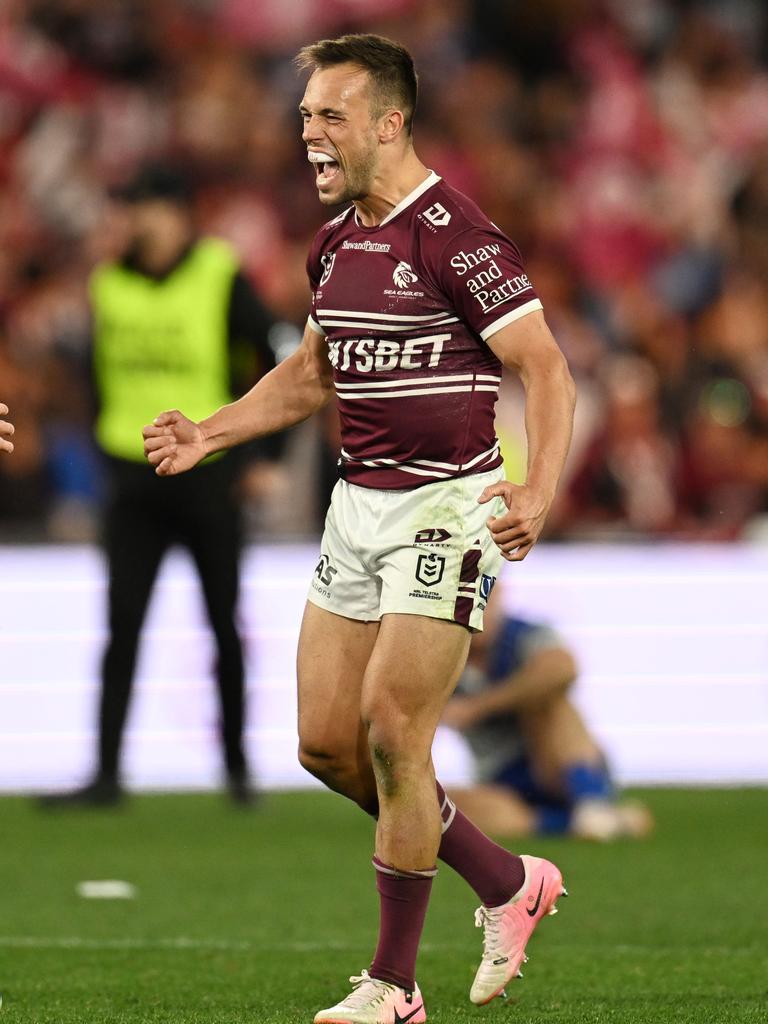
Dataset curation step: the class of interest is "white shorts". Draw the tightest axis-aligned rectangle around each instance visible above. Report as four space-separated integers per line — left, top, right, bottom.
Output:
307 467 506 631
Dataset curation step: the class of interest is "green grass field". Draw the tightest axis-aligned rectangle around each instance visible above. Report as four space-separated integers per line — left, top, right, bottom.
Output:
1 789 766 1023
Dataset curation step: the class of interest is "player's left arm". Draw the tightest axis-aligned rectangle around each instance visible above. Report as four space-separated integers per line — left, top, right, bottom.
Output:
0 403 14 453
481 310 576 561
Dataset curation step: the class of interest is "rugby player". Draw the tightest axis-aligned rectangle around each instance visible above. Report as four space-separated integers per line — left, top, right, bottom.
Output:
0 404 14 453
143 34 576 1024
444 587 654 841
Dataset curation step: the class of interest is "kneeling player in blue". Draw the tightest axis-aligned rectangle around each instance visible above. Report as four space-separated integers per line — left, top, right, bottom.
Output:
443 588 653 841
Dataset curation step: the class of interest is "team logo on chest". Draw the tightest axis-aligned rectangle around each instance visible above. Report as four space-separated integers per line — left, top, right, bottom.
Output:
319 251 336 286
393 261 418 289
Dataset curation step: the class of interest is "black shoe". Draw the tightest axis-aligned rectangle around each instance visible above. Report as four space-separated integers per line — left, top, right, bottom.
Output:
37 776 124 809
226 773 259 807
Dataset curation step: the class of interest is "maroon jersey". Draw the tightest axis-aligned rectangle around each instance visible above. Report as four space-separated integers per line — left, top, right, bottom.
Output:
307 172 543 489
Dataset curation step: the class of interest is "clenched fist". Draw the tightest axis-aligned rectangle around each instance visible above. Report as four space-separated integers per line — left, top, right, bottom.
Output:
142 410 208 476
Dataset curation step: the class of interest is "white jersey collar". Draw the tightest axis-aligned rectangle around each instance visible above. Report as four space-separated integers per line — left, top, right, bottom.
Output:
354 171 441 230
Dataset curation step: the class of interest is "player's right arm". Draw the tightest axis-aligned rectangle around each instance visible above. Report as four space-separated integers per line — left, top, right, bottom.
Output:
0 404 14 453
143 322 332 476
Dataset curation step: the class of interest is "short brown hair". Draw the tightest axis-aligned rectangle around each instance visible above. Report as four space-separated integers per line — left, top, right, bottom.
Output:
295 33 418 134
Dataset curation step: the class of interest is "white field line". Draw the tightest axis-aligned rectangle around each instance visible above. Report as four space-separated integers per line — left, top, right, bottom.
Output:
0 936 347 953
0 936 764 958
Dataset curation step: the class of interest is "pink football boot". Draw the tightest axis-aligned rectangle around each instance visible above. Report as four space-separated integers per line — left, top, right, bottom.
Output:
470 854 568 1005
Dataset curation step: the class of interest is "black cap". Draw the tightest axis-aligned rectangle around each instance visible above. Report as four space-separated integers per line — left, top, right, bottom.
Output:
110 163 192 205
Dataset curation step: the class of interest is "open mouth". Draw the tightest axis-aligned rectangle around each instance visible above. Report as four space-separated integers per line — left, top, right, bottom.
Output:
308 150 341 187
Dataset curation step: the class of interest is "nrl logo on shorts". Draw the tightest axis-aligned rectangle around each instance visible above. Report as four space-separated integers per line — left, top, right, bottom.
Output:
415 552 445 587
393 260 418 290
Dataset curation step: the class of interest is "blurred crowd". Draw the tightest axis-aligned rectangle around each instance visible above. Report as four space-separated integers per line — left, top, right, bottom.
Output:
1 0 768 541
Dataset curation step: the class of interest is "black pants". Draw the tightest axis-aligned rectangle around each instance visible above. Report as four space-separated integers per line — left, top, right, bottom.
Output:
98 456 246 782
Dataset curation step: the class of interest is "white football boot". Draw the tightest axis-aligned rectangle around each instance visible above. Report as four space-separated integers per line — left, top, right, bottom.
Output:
313 970 426 1024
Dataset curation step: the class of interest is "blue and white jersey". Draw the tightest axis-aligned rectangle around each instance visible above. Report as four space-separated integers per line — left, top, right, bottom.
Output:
454 615 563 782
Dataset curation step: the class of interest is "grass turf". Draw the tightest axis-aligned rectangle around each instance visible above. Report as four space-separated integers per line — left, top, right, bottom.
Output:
0 789 766 1023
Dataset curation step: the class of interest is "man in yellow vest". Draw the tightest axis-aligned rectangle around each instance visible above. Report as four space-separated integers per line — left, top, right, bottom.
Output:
43 165 279 806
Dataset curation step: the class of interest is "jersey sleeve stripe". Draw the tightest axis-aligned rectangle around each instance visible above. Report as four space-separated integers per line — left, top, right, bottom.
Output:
479 298 543 341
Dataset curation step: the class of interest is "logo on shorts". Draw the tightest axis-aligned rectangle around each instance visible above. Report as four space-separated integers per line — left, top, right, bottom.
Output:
415 552 445 587
479 574 496 601
312 554 338 598
414 528 451 545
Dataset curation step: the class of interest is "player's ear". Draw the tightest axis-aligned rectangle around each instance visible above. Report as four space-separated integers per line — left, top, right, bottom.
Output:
378 108 405 144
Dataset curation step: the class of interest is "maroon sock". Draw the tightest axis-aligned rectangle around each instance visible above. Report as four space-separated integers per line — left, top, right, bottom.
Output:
436 781 525 906
369 856 436 991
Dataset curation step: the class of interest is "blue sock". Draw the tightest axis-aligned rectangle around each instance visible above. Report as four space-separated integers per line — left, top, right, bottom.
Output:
562 761 614 803
535 805 572 835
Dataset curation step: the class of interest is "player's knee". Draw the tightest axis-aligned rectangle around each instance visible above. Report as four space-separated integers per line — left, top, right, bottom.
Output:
366 720 430 797
298 742 353 785
297 743 378 813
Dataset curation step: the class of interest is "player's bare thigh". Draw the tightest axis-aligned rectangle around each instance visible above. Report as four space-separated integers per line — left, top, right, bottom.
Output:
361 613 471 749
297 601 379 792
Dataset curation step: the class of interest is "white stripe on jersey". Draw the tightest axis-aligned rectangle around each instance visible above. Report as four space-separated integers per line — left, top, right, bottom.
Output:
382 464 454 479
407 443 500 473
340 449 454 479
338 373 475 390
479 298 543 341
335 384 494 400
339 442 500 479
461 442 501 470
318 308 456 323
320 317 459 332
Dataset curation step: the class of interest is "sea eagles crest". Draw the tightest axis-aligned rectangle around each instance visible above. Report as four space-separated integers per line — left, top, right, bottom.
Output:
393 261 418 289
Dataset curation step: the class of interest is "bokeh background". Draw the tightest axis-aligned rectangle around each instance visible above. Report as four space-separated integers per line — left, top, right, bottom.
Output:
1 0 767 790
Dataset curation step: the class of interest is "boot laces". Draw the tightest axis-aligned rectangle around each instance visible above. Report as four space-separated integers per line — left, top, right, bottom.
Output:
341 970 397 1010
474 905 505 962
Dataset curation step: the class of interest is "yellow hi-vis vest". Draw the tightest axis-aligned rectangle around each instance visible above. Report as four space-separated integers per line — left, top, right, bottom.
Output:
91 238 238 462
